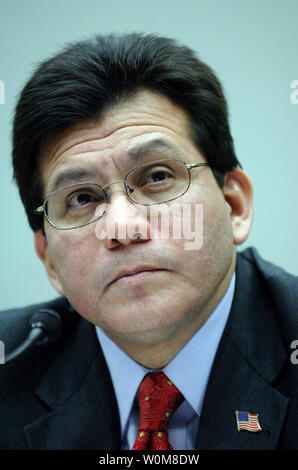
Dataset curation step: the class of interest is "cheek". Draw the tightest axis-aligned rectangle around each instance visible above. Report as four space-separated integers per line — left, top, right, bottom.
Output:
172 187 233 255
47 231 100 301
198 192 234 280
175 188 234 285
206 194 233 248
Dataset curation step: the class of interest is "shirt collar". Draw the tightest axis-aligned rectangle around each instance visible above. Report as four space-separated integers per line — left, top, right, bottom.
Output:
95 272 235 436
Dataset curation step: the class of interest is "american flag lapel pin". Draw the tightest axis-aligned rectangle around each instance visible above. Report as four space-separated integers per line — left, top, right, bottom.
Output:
235 411 262 432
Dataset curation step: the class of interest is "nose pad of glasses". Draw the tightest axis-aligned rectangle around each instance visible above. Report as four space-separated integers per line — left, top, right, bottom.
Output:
126 185 134 194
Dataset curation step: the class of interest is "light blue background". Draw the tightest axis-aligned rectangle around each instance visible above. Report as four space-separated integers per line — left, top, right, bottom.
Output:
1 0 297 309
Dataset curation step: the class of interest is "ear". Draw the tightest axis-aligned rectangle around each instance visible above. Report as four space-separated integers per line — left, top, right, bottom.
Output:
34 230 65 295
222 168 253 245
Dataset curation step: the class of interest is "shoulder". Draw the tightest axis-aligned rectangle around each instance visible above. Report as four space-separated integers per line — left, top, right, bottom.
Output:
238 247 298 299
237 246 298 332
239 246 298 282
0 297 77 357
0 298 102 449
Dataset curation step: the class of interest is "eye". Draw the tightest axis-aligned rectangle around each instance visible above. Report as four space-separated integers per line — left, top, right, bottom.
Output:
67 190 104 209
148 170 168 182
140 167 174 187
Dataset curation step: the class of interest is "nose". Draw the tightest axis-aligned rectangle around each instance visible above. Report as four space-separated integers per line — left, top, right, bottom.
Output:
95 186 151 249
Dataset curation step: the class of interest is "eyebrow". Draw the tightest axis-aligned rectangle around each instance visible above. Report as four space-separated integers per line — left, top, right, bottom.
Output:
127 138 180 162
48 168 99 194
47 138 183 194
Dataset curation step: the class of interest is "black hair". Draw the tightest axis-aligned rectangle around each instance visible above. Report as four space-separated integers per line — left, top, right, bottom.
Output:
12 32 241 231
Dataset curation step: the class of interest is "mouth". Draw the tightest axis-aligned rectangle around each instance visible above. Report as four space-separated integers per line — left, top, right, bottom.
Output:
109 266 165 286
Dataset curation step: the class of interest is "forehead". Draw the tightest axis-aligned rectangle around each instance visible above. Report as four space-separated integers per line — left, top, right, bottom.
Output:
39 89 201 193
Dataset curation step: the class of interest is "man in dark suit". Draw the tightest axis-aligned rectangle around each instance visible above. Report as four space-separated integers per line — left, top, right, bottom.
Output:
1 33 297 450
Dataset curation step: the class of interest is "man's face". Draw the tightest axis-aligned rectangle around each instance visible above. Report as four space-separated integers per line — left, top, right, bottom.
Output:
37 89 243 346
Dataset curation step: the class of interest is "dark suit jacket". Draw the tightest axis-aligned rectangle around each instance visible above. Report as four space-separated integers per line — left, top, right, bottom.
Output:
0 247 297 450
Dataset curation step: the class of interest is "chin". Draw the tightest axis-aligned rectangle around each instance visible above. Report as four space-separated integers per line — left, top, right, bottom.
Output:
96 304 190 342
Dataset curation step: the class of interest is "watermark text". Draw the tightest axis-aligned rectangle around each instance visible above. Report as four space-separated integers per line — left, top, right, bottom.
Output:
290 340 298 364
94 202 204 251
0 340 4 364
98 452 200 466
290 80 298 104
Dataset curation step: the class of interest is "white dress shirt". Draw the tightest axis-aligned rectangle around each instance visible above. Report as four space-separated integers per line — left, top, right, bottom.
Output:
95 272 235 450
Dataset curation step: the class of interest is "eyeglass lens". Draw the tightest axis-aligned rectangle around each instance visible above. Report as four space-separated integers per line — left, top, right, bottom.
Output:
45 160 190 229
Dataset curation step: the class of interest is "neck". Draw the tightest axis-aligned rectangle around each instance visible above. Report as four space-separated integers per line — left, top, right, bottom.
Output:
104 249 236 369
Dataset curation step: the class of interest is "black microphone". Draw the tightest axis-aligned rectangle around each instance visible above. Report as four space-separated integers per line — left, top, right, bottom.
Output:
4 309 62 364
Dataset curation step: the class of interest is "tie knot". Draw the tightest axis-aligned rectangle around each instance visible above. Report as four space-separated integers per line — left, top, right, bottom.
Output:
137 371 184 432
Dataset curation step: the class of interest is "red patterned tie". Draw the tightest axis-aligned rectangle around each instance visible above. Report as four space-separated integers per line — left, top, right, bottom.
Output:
132 372 184 450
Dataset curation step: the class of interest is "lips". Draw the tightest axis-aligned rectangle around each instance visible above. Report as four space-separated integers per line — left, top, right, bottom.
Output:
109 266 163 285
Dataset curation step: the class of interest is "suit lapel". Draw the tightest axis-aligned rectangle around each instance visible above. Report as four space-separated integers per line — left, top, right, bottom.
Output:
24 314 121 450
196 252 289 450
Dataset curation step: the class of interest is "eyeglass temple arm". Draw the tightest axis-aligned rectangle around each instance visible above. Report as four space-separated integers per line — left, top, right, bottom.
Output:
186 163 209 170
186 162 224 187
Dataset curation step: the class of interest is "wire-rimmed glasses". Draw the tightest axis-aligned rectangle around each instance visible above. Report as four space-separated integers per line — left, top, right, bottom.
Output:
34 159 210 230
